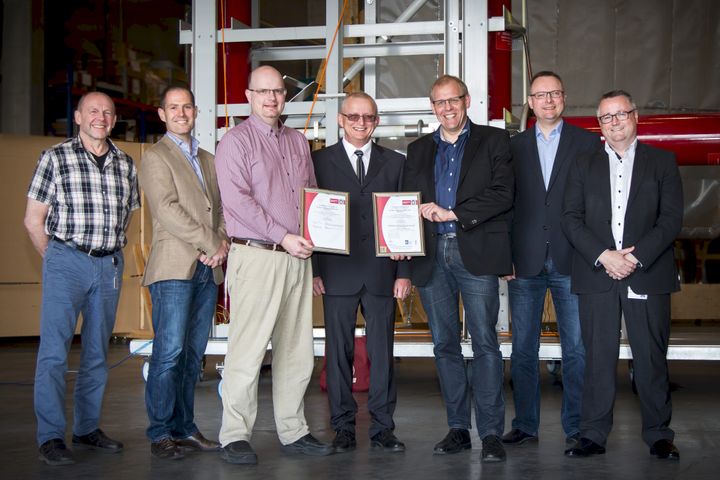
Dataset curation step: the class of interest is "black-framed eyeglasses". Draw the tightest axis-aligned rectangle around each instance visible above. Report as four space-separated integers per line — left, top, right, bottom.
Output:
529 90 564 100
248 88 287 96
597 109 636 124
340 113 378 123
430 95 466 108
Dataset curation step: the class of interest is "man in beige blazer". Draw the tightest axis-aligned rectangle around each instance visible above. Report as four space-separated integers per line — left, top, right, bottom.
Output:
139 86 228 460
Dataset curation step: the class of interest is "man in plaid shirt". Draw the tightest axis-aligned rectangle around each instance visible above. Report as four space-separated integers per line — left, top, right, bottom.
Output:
24 91 140 466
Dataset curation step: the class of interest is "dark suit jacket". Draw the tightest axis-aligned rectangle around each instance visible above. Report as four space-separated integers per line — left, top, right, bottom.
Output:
561 141 683 295
510 122 600 276
311 142 410 296
402 122 514 286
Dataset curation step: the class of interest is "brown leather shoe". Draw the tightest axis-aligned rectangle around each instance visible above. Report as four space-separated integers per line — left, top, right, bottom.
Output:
151 438 185 460
175 431 221 452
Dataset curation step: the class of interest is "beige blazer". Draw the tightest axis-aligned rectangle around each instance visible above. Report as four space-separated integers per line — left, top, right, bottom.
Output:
139 135 226 286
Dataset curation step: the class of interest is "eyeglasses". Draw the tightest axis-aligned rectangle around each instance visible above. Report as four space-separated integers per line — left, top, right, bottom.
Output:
597 109 636 124
529 90 564 100
430 95 466 108
248 88 287 96
340 113 378 123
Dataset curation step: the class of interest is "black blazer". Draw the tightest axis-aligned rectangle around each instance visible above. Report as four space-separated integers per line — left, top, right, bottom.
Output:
510 123 600 276
311 142 410 296
561 142 683 295
403 122 514 286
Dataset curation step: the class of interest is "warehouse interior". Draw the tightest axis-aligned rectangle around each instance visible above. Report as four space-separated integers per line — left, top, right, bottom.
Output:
1 0 719 478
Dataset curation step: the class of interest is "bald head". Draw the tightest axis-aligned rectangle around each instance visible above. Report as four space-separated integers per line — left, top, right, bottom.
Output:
246 65 287 127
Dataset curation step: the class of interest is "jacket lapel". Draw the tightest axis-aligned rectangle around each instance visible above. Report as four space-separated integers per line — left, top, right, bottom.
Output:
458 123 479 188
627 142 648 208
364 143 386 186
330 142 359 184
162 135 207 198
546 125 571 193
524 127 546 191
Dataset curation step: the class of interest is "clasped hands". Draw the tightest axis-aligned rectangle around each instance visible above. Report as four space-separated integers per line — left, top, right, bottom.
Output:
599 246 639 280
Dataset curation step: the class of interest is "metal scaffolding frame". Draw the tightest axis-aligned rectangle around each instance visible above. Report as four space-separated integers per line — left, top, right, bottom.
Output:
182 0 515 152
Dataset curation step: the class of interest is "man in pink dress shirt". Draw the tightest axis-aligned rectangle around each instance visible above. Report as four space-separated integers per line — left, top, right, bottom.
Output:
215 65 333 464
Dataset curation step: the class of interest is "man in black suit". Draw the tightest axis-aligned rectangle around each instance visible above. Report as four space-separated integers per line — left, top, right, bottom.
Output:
562 90 683 460
402 75 513 463
502 71 600 448
312 92 411 453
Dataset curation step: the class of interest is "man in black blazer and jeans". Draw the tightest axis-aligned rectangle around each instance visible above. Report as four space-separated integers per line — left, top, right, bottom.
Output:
562 90 683 460
502 71 600 448
312 92 411 453
403 75 514 463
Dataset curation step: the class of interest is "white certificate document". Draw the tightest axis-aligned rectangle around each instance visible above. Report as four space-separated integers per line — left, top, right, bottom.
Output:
373 192 425 256
301 188 349 254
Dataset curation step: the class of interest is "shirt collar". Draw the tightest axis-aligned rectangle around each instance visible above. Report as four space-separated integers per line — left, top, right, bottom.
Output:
433 120 470 146
604 138 637 160
248 114 286 137
342 138 372 160
72 135 117 155
535 119 563 140
165 132 199 156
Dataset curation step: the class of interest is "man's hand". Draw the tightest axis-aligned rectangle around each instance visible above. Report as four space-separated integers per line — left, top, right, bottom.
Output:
419 202 457 223
198 240 230 268
394 278 412 299
599 247 637 280
281 233 314 259
502 265 516 281
390 254 411 261
312 276 326 297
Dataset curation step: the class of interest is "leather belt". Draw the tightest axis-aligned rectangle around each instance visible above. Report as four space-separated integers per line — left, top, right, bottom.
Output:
438 232 457 238
231 237 287 253
52 236 120 258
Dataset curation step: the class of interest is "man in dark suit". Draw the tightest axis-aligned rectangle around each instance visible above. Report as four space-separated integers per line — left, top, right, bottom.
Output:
312 92 411 453
402 75 513 463
562 90 683 460
502 71 600 448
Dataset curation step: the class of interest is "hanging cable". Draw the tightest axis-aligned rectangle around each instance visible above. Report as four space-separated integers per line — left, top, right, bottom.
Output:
303 0 351 135
220 0 230 131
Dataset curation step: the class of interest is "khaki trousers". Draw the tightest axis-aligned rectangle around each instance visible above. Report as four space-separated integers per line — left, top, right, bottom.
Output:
219 244 314 446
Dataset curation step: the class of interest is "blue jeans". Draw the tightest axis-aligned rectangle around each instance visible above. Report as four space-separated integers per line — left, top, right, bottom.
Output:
35 240 123 445
507 257 584 436
416 236 505 438
145 262 217 442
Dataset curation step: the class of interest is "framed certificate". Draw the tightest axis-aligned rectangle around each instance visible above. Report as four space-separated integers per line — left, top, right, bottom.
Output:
372 192 425 257
301 188 350 255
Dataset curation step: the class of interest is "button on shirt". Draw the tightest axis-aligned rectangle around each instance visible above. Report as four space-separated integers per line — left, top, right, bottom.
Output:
165 132 205 190
536 120 563 189
433 122 469 234
607 139 637 250
214 114 317 244
27 135 141 251
342 138 371 178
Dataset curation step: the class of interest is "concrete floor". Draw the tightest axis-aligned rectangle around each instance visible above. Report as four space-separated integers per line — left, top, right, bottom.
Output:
1 338 719 480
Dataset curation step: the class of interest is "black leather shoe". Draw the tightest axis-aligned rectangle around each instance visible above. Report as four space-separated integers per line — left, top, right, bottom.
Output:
481 435 507 463
565 437 606 457
38 439 76 466
501 428 538 446
151 438 185 460
370 430 406 453
283 433 334 456
175 431 221 452
72 428 123 453
332 430 356 453
433 428 471 455
221 440 258 465
650 439 680 460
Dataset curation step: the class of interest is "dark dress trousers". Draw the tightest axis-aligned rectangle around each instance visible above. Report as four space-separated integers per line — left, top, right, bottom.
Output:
561 141 683 447
311 141 409 438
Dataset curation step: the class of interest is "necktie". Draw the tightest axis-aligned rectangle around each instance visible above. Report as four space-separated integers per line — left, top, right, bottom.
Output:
355 150 365 184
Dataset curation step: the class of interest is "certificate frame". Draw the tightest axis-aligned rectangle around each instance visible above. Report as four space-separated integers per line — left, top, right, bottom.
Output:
301 187 350 255
372 191 425 257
